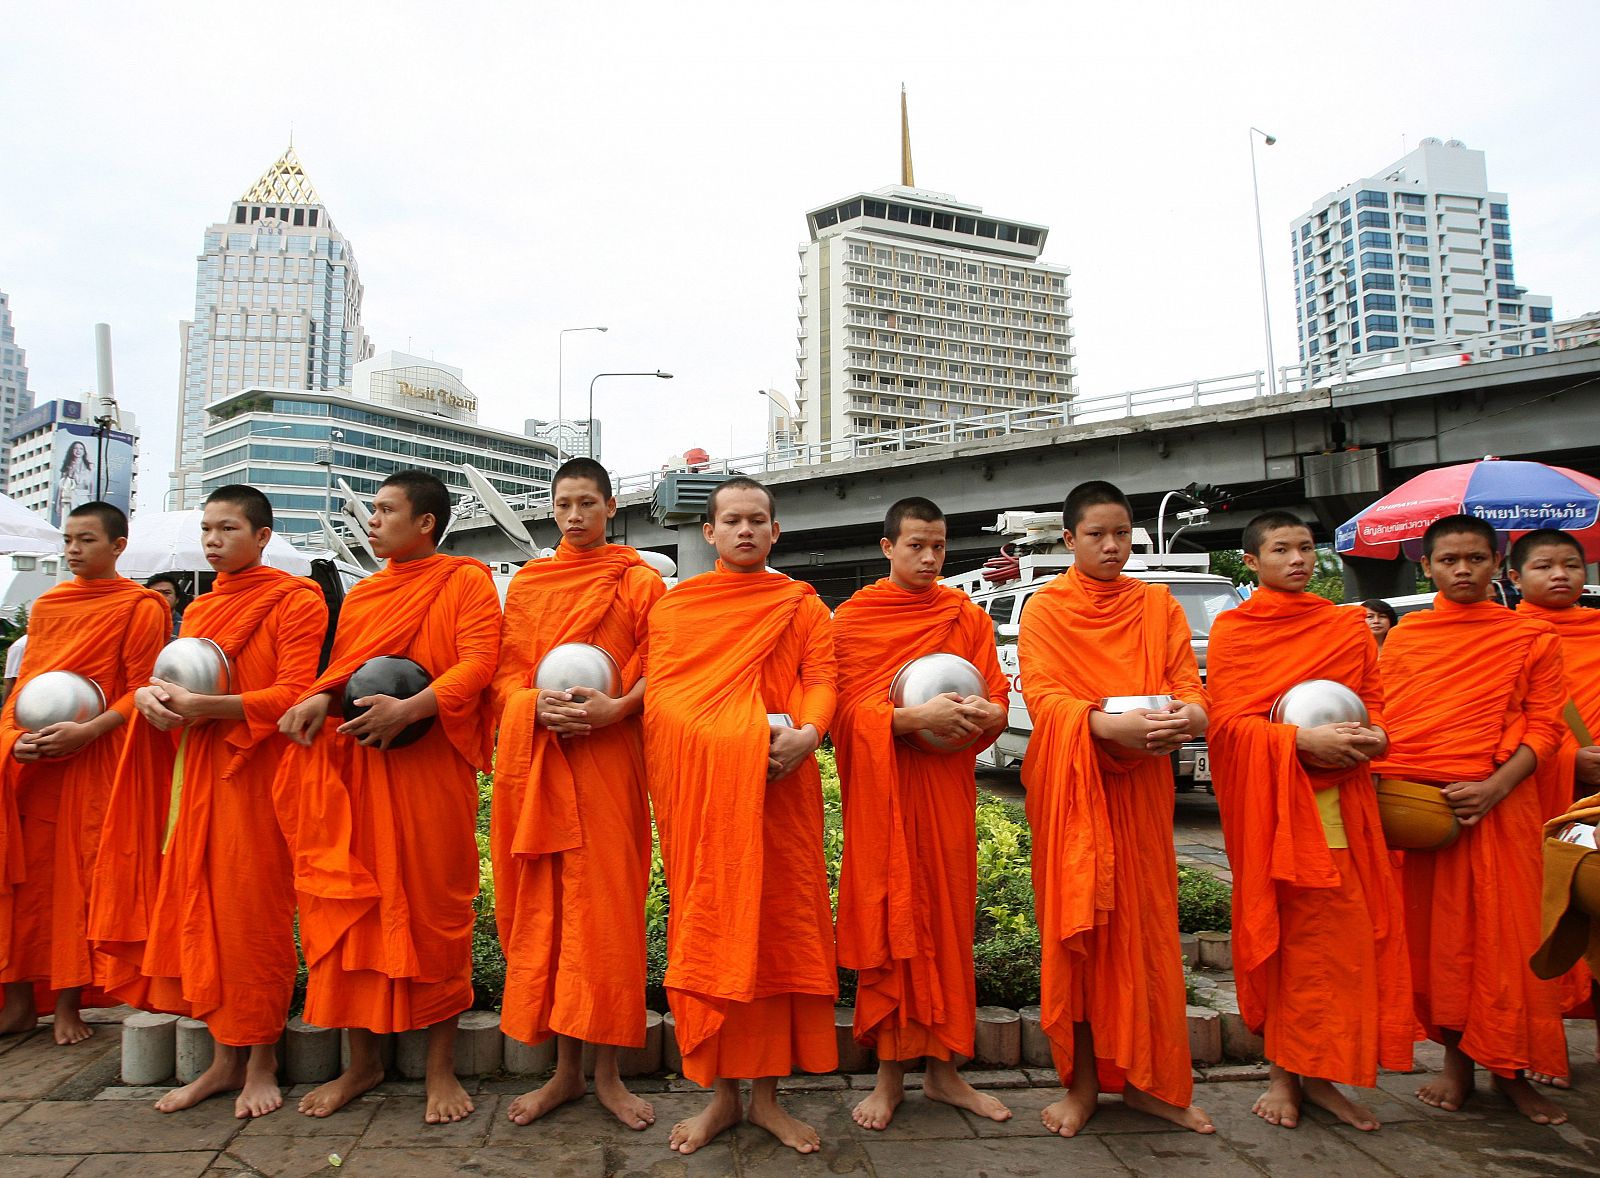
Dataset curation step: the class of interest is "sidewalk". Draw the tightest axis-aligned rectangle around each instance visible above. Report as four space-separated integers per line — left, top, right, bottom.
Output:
2 1012 1597 1176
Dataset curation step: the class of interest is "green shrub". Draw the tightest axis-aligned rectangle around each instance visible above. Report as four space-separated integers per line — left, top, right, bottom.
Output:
973 931 1042 1010
1176 866 1232 933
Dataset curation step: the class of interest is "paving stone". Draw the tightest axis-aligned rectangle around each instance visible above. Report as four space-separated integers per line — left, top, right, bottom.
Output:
606 1137 740 1177
961 1068 1030 1089
236 1093 380 1136
0 1097 243 1155
355 1094 496 1148
1195 1081 1399 1176
0 1157 85 1177
1337 1114 1594 1176
222 1134 363 1178
70 1151 219 1177
860 1134 1130 1175
0 1099 32 1128
785 1088 973 1142
1022 1068 1059 1087
1103 1128 1263 1174
774 1073 846 1092
0 1029 120 1099
331 1143 605 1176
734 1114 875 1174
1200 1064 1270 1084
485 1088 630 1148
93 1085 176 1101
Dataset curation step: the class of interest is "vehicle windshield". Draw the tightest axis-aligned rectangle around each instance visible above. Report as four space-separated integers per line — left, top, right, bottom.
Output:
1170 582 1239 639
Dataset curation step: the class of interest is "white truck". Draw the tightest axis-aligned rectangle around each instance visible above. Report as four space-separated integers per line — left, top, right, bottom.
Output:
945 511 1243 789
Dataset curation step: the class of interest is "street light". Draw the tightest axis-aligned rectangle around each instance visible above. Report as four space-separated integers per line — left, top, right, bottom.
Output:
756 389 793 465
587 370 674 461
557 326 608 460
320 427 345 517
1249 126 1278 397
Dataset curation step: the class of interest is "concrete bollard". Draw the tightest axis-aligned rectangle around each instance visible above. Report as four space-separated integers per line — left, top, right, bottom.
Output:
175 1017 215 1084
284 1016 341 1084
503 1034 556 1076
662 1012 683 1074
620 1011 663 1078
1178 933 1200 966
121 1012 179 1085
973 1007 1022 1067
835 1006 871 1074
1197 931 1232 971
1212 993 1265 1062
1186 1005 1222 1066
455 1011 503 1077
394 1029 429 1080
1018 1005 1053 1069
342 1029 397 1077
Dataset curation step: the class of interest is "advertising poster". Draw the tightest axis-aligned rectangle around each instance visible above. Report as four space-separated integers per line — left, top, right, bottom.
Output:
48 421 135 527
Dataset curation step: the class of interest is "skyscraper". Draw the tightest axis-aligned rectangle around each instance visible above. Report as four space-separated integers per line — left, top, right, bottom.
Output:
0 288 37 485
794 95 1074 451
1292 138 1553 381
170 146 373 508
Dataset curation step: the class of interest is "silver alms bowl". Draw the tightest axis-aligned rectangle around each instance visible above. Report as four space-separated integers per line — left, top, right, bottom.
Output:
535 643 622 697
890 652 988 753
1100 695 1174 714
152 637 232 696
14 671 107 731
1270 679 1370 728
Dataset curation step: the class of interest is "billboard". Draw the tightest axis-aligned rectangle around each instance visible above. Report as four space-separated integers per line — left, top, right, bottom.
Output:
48 421 135 527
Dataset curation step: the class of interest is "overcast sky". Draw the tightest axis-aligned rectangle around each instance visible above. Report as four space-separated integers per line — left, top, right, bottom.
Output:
4 0 1597 511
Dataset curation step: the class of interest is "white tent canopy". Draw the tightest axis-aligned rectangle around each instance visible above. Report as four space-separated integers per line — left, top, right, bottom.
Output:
120 509 312 578
0 492 62 555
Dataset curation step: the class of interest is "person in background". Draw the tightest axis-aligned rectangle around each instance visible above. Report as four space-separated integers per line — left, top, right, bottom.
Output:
146 575 189 641
1361 598 1398 648
2 633 28 705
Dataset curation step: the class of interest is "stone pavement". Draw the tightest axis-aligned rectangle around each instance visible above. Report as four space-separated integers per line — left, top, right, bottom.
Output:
3 1012 1598 1177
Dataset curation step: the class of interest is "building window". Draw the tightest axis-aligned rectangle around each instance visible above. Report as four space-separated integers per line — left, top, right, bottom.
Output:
1490 203 1509 219
1341 240 1354 260
1362 273 1395 291
1497 283 1522 299
1404 255 1430 269
1358 231 1392 250
1363 293 1397 311
1357 210 1391 230
1531 306 1553 323
1356 190 1389 210
1360 252 1393 271
1412 317 1436 330
1494 244 1513 260
1339 199 1352 217
1302 261 1314 279
1401 214 1427 228
1495 264 1515 280
1368 334 1399 349
1396 193 1425 207
1407 297 1434 310
1401 234 1428 248
1408 276 1432 289
1492 223 1511 240
1300 223 1312 240
1498 303 1523 317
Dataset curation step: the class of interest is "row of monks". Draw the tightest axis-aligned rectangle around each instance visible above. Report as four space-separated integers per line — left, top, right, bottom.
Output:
0 463 1594 1154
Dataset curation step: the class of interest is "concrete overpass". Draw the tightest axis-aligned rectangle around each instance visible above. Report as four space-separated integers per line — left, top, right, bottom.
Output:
439 345 1600 604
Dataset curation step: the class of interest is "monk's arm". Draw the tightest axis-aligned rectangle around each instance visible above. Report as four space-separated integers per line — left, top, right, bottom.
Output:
794 597 837 740
1162 594 1207 736
409 569 504 723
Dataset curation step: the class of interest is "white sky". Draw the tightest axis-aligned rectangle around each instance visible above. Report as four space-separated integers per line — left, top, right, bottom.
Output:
4 0 1598 511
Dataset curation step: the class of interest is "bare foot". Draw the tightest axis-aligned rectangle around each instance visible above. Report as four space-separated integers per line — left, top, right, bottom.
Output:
1123 1085 1215 1134
851 1082 904 1131
52 1010 93 1045
0 1007 38 1036
298 1065 384 1118
923 1065 1012 1122
235 1072 283 1119
1492 1074 1568 1125
1302 1077 1378 1131
1417 1050 1473 1113
594 1071 655 1130
506 1070 586 1125
1041 1088 1098 1137
155 1057 248 1113
1527 1070 1571 1089
746 1097 821 1154
1252 1067 1301 1128
669 1092 742 1154
424 1070 475 1123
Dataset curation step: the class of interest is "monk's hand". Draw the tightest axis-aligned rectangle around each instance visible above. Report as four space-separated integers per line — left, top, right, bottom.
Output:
1296 722 1370 768
340 693 422 749
11 733 42 762
535 688 591 738
279 693 332 746
768 722 820 781
136 683 185 731
148 677 210 725
903 692 984 745
1140 706 1194 755
567 686 626 734
960 694 1008 733
1441 775 1512 826
28 720 95 759
1577 746 1600 788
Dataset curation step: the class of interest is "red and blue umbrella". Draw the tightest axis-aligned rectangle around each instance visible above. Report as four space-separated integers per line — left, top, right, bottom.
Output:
1336 458 1600 560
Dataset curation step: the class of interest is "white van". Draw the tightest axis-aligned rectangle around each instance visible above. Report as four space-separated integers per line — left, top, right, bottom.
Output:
946 514 1243 789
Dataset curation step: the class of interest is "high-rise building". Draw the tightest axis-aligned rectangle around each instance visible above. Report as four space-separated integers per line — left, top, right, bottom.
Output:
1292 138 1553 380
170 146 373 508
6 398 140 527
794 98 1074 451
0 288 37 485
524 417 601 461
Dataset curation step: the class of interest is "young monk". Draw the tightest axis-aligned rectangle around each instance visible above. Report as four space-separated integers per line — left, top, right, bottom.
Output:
274 470 501 1124
834 496 1011 1130
1207 511 1413 1131
492 458 665 1131
0 502 169 1043
1374 513 1569 1122
645 475 838 1155
90 485 327 1117
1018 480 1214 1138
1509 527 1600 1085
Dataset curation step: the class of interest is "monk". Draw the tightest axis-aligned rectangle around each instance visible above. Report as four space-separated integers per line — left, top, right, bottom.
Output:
0 502 169 1044
89 485 327 1117
274 470 501 1124
1207 511 1413 1131
1509 527 1600 1085
1375 513 1569 1123
492 458 665 1131
834 496 1011 1130
645 475 838 1155
1018 479 1214 1138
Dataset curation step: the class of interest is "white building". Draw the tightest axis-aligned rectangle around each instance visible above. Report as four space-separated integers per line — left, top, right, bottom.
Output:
170 146 374 509
6 398 140 527
524 417 601 461
1292 138 1553 380
0 288 36 485
201 351 557 545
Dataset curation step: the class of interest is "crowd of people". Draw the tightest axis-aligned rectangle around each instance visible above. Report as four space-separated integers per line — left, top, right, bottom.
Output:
0 460 1594 1158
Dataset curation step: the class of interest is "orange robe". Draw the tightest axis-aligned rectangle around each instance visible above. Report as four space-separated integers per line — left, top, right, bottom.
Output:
833 579 1008 1061
271 554 500 1034
0 577 170 1010
491 541 664 1049
1018 567 1203 1107
1375 596 1568 1079
645 563 838 1086
89 566 327 1045
1517 600 1600 1017
1207 587 1413 1085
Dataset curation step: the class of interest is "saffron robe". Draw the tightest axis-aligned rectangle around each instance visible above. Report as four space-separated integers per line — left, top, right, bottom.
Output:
271 554 501 1034
491 541 664 1049
1207 587 1413 1085
833 579 1008 1061
1019 567 1203 1107
645 564 838 1086
1375 595 1568 1079
0 577 170 1009
90 566 327 1045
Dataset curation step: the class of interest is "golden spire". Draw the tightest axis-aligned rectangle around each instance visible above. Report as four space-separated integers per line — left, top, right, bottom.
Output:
240 145 321 205
900 84 915 188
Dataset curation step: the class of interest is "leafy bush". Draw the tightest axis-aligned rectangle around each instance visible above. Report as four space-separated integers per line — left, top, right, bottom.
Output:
973 932 1041 1010
1176 866 1233 933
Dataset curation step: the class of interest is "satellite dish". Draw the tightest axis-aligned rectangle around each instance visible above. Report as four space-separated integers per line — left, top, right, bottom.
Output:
336 480 378 559
635 549 677 578
318 513 363 568
460 463 536 554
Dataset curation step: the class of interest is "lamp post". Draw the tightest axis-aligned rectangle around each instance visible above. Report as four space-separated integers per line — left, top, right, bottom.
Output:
557 326 608 460
320 427 344 517
1249 126 1278 397
587 371 674 462
756 389 793 467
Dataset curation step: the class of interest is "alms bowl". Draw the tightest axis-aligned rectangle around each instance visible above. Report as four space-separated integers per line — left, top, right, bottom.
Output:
343 656 434 750
152 637 232 696
1375 778 1459 851
14 671 107 731
889 652 987 754
534 643 621 697
1100 695 1174 714
1270 679 1369 728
